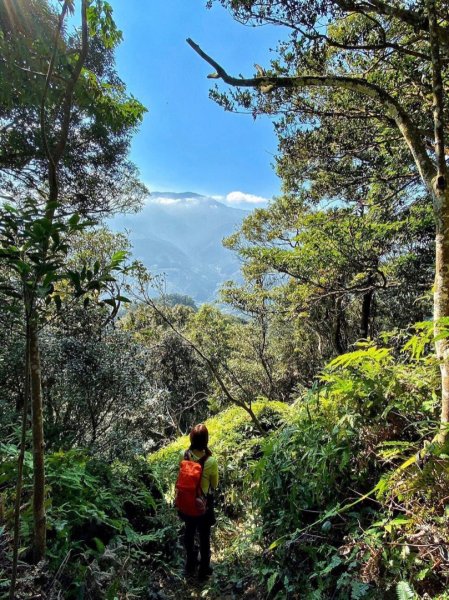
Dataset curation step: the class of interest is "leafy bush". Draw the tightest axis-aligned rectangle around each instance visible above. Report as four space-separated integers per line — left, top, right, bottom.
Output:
248 333 447 599
0 446 178 598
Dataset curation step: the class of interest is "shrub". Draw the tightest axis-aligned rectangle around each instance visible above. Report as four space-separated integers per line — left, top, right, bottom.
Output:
250 334 446 598
0 446 177 598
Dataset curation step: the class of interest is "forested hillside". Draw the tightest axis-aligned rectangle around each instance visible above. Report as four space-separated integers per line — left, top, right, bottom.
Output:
110 192 248 303
1 1 449 599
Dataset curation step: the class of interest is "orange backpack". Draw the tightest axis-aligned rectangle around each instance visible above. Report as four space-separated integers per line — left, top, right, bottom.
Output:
175 451 207 517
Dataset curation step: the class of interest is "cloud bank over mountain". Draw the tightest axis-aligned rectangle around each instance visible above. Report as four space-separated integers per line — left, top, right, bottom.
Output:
110 192 257 303
147 190 270 209
212 191 270 207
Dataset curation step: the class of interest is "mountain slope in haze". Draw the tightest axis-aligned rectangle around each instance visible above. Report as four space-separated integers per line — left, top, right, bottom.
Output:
111 192 249 302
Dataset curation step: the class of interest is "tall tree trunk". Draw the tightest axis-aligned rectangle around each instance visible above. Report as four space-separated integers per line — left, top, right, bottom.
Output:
333 296 346 355
360 288 374 339
433 188 449 442
29 319 46 562
9 323 30 599
427 0 449 443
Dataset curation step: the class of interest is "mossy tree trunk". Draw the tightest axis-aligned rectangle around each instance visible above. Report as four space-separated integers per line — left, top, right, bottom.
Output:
433 185 449 440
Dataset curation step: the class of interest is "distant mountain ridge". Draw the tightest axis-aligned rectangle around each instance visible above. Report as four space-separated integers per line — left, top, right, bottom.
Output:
110 192 249 302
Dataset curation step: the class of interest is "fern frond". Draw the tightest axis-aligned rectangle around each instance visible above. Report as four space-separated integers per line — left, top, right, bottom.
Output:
396 581 415 600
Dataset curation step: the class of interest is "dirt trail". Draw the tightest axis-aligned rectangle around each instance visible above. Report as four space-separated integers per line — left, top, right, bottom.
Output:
155 519 262 600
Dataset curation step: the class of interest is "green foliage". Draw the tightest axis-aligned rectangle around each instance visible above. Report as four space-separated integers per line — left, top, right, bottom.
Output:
1 327 448 598
2 2 448 598
120 302 213 439
0 445 177 597
236 330 447 599
222 194 433 386
0 198 131 336
87 0 123 49
150 400 291 517
396 581 416 600
40 327 154 455
321 339 439 421
0 0 147 215
161 293 198 309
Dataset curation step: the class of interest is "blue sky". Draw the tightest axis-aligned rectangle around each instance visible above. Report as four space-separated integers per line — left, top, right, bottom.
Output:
105 0 284 207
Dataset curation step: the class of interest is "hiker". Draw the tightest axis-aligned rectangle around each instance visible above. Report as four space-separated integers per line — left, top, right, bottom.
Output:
175 423 218 580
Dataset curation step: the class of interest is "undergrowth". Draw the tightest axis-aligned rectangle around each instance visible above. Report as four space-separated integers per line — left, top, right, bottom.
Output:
150 328 449 599
242 330 449 599
0 449 177 598
2 328 449 599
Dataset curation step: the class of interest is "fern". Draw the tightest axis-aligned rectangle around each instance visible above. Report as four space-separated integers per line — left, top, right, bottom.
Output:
327 346 391 370
396 581 415 600
351 580 370 599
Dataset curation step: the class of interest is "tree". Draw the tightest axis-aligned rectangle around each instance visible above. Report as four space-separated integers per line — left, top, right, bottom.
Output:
41 324 153 456
130 272 267 433
220 274 300 398
0 0 146 569
224 193 434 357
188 0 449 438
120 302 212 440
0 0 147 215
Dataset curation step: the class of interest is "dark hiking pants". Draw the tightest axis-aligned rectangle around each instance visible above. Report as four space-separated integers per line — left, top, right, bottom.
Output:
183 514 211 572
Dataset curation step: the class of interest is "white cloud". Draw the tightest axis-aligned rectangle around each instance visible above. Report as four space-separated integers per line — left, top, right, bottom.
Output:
225 191 269 205
142 190 270 209
149 197 181 205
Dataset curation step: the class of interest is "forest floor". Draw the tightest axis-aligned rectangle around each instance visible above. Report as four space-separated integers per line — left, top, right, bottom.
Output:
155 518 263 600
0 508 262 600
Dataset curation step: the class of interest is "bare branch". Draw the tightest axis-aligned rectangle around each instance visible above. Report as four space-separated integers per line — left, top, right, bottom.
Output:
187 38 436 189
53 0 89 163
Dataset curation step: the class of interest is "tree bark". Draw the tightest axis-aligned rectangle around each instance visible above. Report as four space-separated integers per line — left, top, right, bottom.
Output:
333 296 346 355
427 0 449 442
9 324 30 599
187 38 436 187
24 0 89 562
433 188 449 441
361 278 374 339
29 319 46 563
